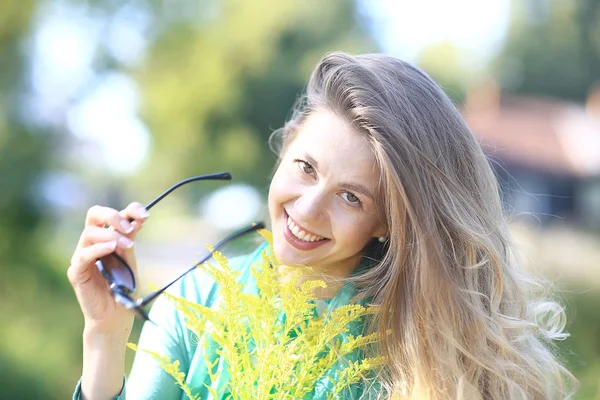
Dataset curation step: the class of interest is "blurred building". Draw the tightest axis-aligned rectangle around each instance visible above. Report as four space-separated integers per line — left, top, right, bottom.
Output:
462 81 600 229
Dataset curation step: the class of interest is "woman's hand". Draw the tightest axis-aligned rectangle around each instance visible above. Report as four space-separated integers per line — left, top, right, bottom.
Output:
68 202 150 334
69 202 150 400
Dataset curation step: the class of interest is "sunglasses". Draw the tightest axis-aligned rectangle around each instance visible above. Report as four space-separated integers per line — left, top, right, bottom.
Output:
95 172 265 322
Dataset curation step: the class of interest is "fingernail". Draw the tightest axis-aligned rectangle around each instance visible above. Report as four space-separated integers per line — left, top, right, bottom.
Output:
138 208 150 218
120 220 134 233
118 236 135 249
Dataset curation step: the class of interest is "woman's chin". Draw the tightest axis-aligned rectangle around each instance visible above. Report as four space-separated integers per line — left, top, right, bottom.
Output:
273 242 313 268
273 246 298 267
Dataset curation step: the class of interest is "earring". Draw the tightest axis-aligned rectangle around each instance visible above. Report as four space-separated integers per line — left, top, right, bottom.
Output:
378 236 387 243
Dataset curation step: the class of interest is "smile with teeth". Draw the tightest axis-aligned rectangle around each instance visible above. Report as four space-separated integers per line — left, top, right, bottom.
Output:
287 217 326 242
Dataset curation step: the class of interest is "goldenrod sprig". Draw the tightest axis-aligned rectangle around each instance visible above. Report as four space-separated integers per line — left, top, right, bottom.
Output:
127 343 199 400
130 233 386 399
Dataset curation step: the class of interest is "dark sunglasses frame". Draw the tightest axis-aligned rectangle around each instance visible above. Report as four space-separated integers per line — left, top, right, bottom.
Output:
95 172 265 322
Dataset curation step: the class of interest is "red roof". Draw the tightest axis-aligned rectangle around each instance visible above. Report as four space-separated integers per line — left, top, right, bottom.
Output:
462 89 600 177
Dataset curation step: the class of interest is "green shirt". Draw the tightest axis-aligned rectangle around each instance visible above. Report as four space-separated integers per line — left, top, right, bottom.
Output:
73 243 382 399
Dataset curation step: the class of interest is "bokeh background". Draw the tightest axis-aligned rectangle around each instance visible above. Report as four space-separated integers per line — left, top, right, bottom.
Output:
0 0 599 398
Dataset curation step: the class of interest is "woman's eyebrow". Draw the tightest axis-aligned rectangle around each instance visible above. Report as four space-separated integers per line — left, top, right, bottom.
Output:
339 182 374 200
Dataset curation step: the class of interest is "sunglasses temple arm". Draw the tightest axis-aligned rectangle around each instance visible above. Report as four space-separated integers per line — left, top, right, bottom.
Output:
144 172 232 211
113 290 154 323
134 306 154 324
135 222 266 308
136 255 212 308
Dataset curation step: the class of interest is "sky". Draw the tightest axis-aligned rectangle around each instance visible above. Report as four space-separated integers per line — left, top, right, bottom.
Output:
29 0 511 177
368 0 511 63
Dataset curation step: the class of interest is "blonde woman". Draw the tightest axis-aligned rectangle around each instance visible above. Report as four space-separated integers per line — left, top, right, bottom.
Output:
69 52 576 399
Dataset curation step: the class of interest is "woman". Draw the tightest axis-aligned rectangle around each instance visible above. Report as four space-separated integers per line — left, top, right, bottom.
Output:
69 52 575 399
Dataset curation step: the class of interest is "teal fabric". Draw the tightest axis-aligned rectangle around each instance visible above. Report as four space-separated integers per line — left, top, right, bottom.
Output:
73 243 382 399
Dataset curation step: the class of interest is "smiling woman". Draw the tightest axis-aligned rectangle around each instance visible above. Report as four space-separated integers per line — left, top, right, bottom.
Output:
68 52 576 399
268 109 386 286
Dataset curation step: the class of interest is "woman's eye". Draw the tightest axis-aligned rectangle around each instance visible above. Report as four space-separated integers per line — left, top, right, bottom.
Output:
341 192 361 205
295 159 315 175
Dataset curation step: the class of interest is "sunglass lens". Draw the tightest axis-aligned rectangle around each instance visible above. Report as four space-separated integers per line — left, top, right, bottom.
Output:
96 252 136 293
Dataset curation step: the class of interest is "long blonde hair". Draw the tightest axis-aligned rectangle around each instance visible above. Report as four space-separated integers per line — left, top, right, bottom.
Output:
271 52 577 399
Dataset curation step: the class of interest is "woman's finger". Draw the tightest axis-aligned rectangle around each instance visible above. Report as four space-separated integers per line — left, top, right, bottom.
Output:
85 205 134 235
119 202 150 236
68 241 117 285
79 226 135 251
119 202 150 221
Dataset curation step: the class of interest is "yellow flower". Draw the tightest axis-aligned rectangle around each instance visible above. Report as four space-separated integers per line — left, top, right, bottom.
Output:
131 232 385 399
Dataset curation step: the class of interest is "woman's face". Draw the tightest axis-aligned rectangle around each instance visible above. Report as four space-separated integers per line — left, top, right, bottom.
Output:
268 109 386 276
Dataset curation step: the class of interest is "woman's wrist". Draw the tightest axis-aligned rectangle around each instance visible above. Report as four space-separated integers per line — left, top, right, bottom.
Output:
83 327 129 351
81 326 128 400
83 317 132 341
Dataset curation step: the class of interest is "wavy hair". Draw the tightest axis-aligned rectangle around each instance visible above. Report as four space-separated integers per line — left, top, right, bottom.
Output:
270 52 577 399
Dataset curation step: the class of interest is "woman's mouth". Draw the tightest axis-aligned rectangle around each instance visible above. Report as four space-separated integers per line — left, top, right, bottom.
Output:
287 216 326 242
282 211 330 251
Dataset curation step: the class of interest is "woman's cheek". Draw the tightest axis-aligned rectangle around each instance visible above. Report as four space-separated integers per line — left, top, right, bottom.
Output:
269 167 288 193
333 211 375 243
270 174 299 205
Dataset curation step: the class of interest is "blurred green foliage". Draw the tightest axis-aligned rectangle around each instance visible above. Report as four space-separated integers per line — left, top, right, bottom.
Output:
0 0 599 399
416 0 600 104
560 290 600 399
495 0 600 101
135 0 376 193
0 2 82 396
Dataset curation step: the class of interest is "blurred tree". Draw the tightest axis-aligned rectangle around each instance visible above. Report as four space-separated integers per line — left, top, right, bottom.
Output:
0 1 83 399
134 0 377 195
0 2 40 269
416 41 470 103
494 0 600 101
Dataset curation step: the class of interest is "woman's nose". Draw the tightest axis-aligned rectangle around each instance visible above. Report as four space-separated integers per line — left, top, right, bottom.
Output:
294 187 328 222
